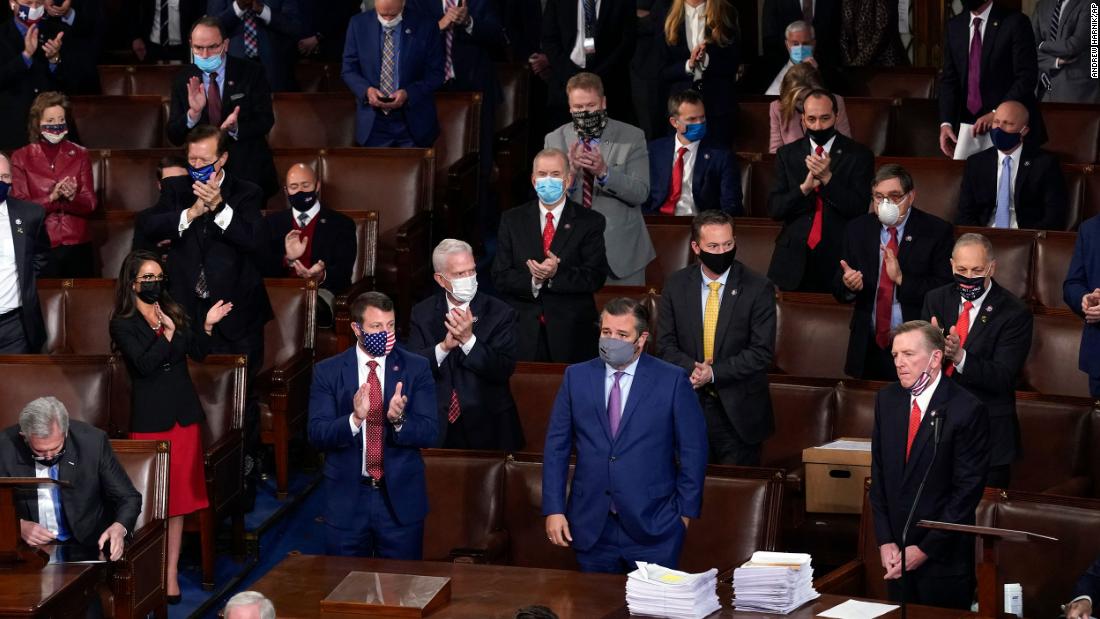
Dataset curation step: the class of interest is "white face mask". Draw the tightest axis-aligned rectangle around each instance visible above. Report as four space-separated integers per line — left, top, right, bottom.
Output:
19 4 46 22
877 199 901 227
377 13 403 28
446 274 478 304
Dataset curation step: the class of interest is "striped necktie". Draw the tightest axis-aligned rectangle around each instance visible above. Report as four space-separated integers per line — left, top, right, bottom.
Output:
1048 0 1063 40
443 0 457 81
242 10 259 58
380 26 397 95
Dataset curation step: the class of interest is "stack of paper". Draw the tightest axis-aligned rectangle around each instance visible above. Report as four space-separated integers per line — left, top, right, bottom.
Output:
732 551 820 614
625 562 721 619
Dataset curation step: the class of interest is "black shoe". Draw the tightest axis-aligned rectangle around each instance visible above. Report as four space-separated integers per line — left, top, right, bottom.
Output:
167 595 182 605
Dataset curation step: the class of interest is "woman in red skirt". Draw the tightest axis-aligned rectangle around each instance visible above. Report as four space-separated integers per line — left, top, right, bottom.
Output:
110 250 233 603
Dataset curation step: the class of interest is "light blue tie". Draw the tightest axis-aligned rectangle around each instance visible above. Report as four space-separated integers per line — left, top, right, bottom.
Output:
48 465 71 541
994 155 1012 228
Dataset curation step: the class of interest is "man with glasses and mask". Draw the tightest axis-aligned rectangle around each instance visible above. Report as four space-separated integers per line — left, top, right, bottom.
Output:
408 238 524 451
543 297 707 573
0 397 141 561
834 164 954 380
166 16 277 198
921 233 1032 489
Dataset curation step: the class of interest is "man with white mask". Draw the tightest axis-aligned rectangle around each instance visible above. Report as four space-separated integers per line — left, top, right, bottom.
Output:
833 164 954 380
408 239 525 451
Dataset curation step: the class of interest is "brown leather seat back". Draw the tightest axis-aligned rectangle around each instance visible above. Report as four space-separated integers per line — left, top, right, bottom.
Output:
834 381 883 438
1083 166 1100 224
269 93 356 149
62 279 118 355
956 227 1033 300
1021 312 1090 398
844 97 892 156
886 99 941 158
502 455 578 570
680 467 784 574
433 92 482 172
774 294 852 378
844 68 937 99
1033 231 1077 308
736 218 781 277
266 149 322 211
71 96 165 149
126 65 181 97
509 363 567 454
762 379 836 470
749 154 777 219
734 100 772 154
1063 165 1087 231
102 149 177 212
89 149 105 199
294 63 330 93
109 439 169 533
346 211 379 284
495 63 527 132
97 66 131 95
1040 103 1100 164
262 279 316 374
736 154 754 214
1011 396 1092 494
88 212 138 279
188 355 245 513
0 356 117 433
37 280 67 354
643 216 694 290
318 148 433 244
421 450 506 561
876 157 965 223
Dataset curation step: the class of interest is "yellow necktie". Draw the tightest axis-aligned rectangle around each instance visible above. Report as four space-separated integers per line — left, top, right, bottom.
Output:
703 281 721 361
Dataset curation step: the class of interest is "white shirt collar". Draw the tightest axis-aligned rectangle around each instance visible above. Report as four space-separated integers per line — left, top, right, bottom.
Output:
446 295 471 313
810 135 837 154
996 147 1022 164
355 341 388 365
674 135 702 153
605 353 641 377
539 199 566 223
701 263 731 286
294 201 322 226
684 1 706 18
971 2 993 24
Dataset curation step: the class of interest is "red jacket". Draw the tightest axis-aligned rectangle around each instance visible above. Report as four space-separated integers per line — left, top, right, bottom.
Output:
10 141 98 247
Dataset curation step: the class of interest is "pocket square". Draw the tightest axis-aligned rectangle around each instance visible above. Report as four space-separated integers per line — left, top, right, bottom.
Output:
230 93 245 101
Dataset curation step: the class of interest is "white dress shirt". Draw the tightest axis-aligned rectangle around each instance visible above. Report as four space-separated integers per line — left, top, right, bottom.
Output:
533 199 566 297
951 284 992 372
969 3 993 44
673 137 701 215
349 344 390 476
149 0 182 46
909 367 944 422
766 61 794 96
0 201 21 313
434 295 478 365
34 462 61 536
232 1 272 24
604 354 640 416
989 148 1021 229
178 170 234 234
699 263 730 320
293 202 322 228
683 2 709 79
810 135 836 155
570 0 601 67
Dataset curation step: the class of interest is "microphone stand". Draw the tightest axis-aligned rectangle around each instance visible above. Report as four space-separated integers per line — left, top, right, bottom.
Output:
899 409 943 619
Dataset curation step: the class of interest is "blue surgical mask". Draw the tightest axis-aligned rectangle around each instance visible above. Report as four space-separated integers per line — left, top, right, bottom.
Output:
990 127 1023 152
194 53 224 74
790 44 813 64
189 162 216 183
682 122 706 143
534 177 565 205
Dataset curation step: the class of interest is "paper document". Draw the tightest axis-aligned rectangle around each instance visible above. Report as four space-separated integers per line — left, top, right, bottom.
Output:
733 551 819 614
818 599 900 619
626 562 721 619
817 440 871 452
953 123 992 160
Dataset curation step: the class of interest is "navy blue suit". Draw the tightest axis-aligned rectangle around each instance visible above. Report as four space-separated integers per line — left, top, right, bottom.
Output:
1073 555 1100 601
307 344 439 558
208 0 303 91
342 10 446 147
643 136 742 215
542 353 708 572
1064 214 1100 397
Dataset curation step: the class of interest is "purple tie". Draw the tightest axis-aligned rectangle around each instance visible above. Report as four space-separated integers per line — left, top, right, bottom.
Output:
608 371 624 438
967 17 983 116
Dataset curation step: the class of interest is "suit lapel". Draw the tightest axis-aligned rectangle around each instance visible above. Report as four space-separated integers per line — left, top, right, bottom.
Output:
367 15 382 84
398 20 413 86
384 348 406 414
589 361 612 442
693 146 709 193
342 347 360 414
712 263 744 359
615 355 655 442
980 8 1000 68
549 202 578 255
687 267 705 360
902 377 951 485
9 202 27 280
431 293 450 348
1013 149 1030 199
962 282 1001 350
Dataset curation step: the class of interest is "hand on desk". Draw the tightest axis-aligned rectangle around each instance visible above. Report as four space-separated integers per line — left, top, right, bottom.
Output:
20 519 56 546
546 514 572 547
98 522 126 561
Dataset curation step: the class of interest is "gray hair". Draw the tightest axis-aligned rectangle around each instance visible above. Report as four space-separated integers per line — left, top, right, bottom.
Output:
531 148 569 174
432 238 474 273
224 591 275 619
19 397 69 438
892 320 946 354
953 232 995 261
785 20 815 39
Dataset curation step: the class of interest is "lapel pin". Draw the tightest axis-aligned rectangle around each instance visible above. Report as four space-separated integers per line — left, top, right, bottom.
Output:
980 315 988 323
14 218 21 225
1023 160 1031 167
320 218 327 224
405 28 412 34
993 21 999 26
228 80 235 87
905 235 913 242
704 153 710 160
392 365 399 372
730 289 738 296
563 223 572 230
985 305 993 312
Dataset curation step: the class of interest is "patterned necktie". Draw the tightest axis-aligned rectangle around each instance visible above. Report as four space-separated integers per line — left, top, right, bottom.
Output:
583 0 597 65
443 0 457 80
381 26 397 95
581 141 594 209
874 227 899 348
448 389 461 423
47 465 71 541
905 400 921 462
946 300 973 376
207 72 223 127
158 0 170 45
967 17 983 116
542 211 555 256
608 370 624 437
806 145 824 249
703 281 721 362
364 360 384 479
297 212 309 227
195 266 210 298
994 155 1012 228
1048 0 1063 40
243 10 260 58
660 146 689 215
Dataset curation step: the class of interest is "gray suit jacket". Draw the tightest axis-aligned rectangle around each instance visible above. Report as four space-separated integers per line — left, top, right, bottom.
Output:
544 118 655 279
1034 0 1100 103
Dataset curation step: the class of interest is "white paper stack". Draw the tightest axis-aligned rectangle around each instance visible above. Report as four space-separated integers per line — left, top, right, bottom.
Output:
732 551 820 614
625 562 722 619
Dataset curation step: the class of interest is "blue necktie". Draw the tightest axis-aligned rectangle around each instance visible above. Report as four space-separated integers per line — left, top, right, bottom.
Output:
48 464 71 541
994 155 1012 228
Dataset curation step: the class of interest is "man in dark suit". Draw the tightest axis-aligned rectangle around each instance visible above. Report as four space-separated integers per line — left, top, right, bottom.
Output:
657 210 775 465
0 153 48 354
644 90 742 216
871 321 989 610
956 100 1068 230
208 0 302 92
1034 0 1100 104
938 0 1043 158
1063 213 1100 398
1065 555 1100 619
922 233 1032 489
748 18 848 97
408 239 524 451
505 0 555 142
37 0 102 95
544 297 708 572
132 155 190 255
308 292 438 558
342 0 445 148
768 89 873 292
167 16 278 198
834 164 955 380
761 0 841 73
1 397 141 560
0 4 65 150
132 0 204 63
297 0 361 62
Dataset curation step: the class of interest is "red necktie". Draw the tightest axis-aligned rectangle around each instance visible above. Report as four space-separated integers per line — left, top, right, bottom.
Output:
906 400 921 462
364 360 384 479
542 211 555 256
581 141 594 209
806 145 824 249
967 17 983 117
448 389 461 423
874 227 899 349
659 146 689 215
207 71 223 127
946 300 973 376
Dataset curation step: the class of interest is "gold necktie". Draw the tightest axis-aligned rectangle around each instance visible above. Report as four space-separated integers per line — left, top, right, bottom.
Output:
703 281 721 361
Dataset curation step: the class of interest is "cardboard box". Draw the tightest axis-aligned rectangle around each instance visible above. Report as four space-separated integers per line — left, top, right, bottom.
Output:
802 438 872 514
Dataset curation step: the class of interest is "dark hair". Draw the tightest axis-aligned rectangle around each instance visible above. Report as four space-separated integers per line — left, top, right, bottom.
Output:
190 15 226 39
111 251 190 342
892 320 945 353
156 155 190 182
601 297 650 337
667 89 704 117
185 124 230 157
802 88 838 115
27 91 73 145
872 164 914 194
691 210 735 243
350 291 395 323
514 607 560 619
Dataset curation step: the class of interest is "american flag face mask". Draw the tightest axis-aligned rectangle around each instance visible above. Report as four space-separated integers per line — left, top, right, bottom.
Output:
357 327 396 358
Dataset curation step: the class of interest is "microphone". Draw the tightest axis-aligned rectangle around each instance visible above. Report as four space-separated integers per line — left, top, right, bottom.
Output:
899 408 945 619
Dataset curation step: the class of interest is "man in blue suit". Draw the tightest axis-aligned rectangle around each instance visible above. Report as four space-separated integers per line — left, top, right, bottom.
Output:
644 90 742 216
1064 213 1100 398
543 297 708 573
1065 554 1100 619
308 291 439 559
208 0 303 92
342 0 446 147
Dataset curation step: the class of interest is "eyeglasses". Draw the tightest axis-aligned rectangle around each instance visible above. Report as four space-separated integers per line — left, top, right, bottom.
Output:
872 192 908 203
135 274 167 282
191 42 224 54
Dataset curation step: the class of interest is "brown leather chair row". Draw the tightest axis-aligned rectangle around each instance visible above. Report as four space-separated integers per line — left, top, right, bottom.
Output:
420 450 784 575
494 63 530 217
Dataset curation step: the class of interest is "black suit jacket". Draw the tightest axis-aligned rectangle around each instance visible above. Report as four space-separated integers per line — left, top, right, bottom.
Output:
1074 555 1100 601
657 260 777 444
132 0 204 46
261 207 357 294
956 145 1068 230
833 209 955 378
505 0 544 61
921 281 1032 467
761 0 841 67
0 20 66 150
492 199 609 363
870 377 989 578
299 0 361 62
166 56 278 197
767 134 874 291
0 421 142 547
144 172 273 341
407 291 525 451
4 197 49 352
541 0 636 117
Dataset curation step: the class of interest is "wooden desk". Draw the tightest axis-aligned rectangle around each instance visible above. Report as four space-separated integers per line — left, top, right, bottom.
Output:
0 564 101 618
251 554 976 619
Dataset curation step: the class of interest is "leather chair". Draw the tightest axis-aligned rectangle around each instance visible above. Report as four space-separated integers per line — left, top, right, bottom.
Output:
843 68 937 99
774 293 853 379
89 149 105 201
266 148 323 211
123 64 183 98
737 152 756 214
833 380 883 439
1011 394 1095 496
269 93 357 149
0 354 120 433
502 453 579 570
761 377 837 489
875 156 966 223
1082 165 1100 225
70 96 166 149
315 210 379 361
37 279 116 354
643 215 694 291
294 62 330 93
97 65 131 96
433 91 482 244
1033 231 1078 308
749 153 777 219
1063 164 1088 230
953 226 1034 300
1021 310 1090 399
843 97 893 157
734 99 772 154
494 63 529 216
509 362 567 455
736 217 782 278
101 148 179 212
886 98 942 158
421 449 509 563
1040 103 1100 164
87 212 138 279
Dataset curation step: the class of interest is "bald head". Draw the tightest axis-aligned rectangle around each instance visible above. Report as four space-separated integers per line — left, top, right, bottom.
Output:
285 163 319 196
375 0 404 18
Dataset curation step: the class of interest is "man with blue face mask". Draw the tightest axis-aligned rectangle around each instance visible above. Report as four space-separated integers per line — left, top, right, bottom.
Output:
754 19 846 96
644 90 741 216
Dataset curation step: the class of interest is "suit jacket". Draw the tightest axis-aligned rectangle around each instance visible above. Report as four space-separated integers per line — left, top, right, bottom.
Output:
166 56 278 197
768 97 852 154
132 0 203 47
3 197 49 352
406 0 505 99
505 0 543 61
1073 555 1100 601
767 133 874 291
545 118 655 279
144 172 273 341
921 281 1032 467
956 145 1068 230
0 19 66 150
10 140 98 247
341 10 445 147
833 209 955 378
542 353 708 553
492 199 608 363
1064 214 1100 378
208 0 302 91
307 345 438 526
299 0 362 62
761 0 842 68
0 421 142 547
261 206 357 294
870 377 989 578
407 291 525 451
657 261 776 444
1033 0 1099 103
643 136 743 216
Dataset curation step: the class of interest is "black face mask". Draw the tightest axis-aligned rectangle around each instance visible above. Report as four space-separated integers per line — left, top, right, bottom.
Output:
954 273 987 302
29 443 65 468
805 125 836 146
698 247 737 274
287 190 318 213
571 110 609 141
160 175 194 208
137 280 163 304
